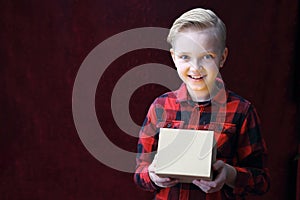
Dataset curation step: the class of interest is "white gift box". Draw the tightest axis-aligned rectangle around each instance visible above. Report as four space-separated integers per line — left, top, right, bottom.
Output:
155 128 216 183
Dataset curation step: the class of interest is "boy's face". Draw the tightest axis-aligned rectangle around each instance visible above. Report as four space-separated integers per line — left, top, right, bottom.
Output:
170 28 228 101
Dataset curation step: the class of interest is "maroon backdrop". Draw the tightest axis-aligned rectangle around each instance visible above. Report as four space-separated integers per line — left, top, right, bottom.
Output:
1 1 299 200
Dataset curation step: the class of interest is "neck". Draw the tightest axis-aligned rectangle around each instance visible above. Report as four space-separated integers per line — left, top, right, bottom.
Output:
187 88 211 102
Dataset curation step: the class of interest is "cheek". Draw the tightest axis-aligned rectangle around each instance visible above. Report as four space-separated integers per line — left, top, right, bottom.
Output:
175 61 189 70
207 65 220 76
176 67 184 77
176 65 188 76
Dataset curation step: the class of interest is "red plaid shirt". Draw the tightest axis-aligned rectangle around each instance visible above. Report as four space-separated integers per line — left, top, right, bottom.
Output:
134 83 270 200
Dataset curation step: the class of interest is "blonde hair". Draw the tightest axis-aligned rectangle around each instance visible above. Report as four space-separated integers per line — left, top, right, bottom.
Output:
167 8 226 50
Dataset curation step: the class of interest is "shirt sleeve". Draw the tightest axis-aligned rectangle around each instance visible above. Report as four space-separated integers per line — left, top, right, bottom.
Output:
134 102 161 191
233 104 270 196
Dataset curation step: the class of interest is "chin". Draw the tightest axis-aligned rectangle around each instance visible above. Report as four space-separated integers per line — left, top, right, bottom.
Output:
188 85 208 92
187 83 206 89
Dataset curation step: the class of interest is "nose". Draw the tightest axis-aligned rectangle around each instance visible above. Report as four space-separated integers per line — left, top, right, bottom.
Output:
190 59 203 71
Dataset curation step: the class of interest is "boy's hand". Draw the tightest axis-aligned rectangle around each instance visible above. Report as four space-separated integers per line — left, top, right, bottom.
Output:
192 160 237 193
148 156 179 188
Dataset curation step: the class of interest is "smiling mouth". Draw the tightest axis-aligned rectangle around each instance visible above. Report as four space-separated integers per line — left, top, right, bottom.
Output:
188 75 205 80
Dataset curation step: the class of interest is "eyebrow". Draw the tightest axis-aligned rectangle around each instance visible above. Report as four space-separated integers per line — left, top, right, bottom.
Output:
175 51 217 57
175 52 192 55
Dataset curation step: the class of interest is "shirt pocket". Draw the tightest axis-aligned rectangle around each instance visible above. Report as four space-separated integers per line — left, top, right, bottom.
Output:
206 122 237 158
156 120 185 129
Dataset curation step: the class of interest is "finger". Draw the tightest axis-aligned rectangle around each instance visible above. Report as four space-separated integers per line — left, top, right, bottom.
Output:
150 172 176 183
198 183 211 193
156 179 179 188
192 179 201 187
149 171 164 181
148 164 153 171
203 173 225 192
155 177 172 183
148 170 162 183
213 160 225 171
199 180 217 188
213 167 226 184
148 164 156 173
148 158 158 172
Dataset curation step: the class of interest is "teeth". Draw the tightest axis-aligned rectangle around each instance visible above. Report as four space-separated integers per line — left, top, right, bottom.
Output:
190 75 202 79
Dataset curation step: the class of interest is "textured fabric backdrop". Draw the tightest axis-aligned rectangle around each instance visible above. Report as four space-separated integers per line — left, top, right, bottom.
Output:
0 1 299 199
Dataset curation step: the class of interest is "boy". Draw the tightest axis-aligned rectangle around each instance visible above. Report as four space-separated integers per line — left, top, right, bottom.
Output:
134 8 270 199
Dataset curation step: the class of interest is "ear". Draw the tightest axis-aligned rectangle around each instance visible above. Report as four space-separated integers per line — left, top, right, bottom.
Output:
220 47 228 68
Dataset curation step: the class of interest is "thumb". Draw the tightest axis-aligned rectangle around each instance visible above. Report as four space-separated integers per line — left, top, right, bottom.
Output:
149 154 158 171
213 160 225 171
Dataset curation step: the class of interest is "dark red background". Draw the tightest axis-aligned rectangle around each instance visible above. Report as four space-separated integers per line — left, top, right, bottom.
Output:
1 1 299 199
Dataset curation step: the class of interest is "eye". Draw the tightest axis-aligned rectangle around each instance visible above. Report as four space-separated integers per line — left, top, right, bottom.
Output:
179 55 190 60
203 54 215 60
